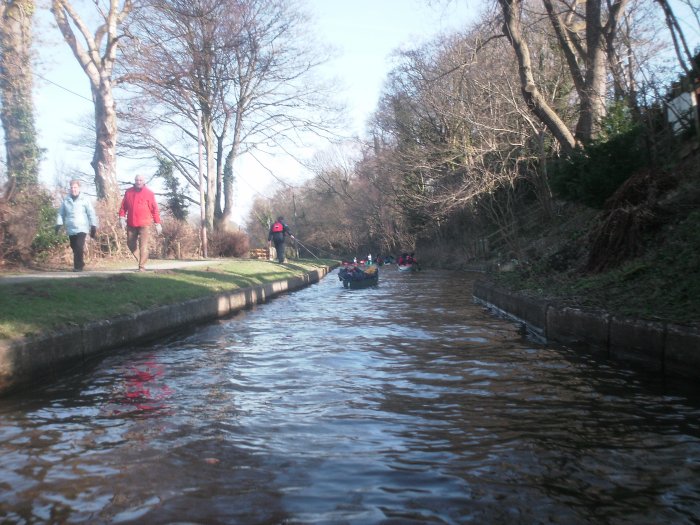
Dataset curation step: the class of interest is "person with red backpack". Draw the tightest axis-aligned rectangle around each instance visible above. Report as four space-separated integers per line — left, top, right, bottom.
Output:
268 216 293 263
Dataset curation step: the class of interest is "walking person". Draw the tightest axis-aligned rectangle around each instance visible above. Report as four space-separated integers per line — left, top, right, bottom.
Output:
55 179 98 272
268 216 293 263
118 174 162 272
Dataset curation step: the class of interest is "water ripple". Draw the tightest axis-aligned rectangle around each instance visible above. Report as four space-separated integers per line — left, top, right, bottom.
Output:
1 269 700 523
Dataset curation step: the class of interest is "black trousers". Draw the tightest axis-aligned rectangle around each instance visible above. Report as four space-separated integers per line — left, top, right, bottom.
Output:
69 232 87 270
274 240 285 263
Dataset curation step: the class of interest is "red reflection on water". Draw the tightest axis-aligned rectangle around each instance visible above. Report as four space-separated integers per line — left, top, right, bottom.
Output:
108 357 174 417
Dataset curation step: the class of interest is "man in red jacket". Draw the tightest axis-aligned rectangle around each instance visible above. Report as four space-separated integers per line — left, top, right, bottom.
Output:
118 175 162 271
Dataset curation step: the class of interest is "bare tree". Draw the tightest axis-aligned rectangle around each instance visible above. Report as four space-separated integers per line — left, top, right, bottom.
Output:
654 0 699 78
498 0 578 151
121 0 338 231
51 0 133 202
256 161 377 259
120 0 231 230
247 0 697 262
0 0 39 198
350 8 590 259
498 0 630 148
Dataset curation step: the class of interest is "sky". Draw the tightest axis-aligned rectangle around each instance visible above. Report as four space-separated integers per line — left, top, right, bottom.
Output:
306 0 477 135
32 0 480 224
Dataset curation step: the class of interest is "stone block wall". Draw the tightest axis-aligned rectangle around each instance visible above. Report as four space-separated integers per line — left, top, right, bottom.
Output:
473 280 700 380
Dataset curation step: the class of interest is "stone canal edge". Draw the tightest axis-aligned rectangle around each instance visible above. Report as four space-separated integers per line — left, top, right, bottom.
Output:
473 279 700 382
3 269 697 395
0 266 334 396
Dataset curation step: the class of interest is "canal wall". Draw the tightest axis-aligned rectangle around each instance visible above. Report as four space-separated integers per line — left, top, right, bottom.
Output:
0 266 333 396
473 279 700 381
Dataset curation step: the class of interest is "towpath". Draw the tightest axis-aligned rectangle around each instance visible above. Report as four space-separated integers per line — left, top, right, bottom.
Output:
0 259 217 286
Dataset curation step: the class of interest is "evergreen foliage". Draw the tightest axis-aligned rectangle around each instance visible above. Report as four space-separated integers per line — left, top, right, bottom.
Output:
155 158 188 221
0 189 57 263
30 193 63 258
0 0 41 194
550 103 647 208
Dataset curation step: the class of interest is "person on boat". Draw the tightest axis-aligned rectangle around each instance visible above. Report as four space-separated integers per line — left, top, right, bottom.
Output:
409 252 421 270
268 216 294 263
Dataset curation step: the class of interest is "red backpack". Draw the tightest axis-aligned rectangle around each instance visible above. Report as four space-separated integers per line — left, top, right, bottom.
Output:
271 221 284 232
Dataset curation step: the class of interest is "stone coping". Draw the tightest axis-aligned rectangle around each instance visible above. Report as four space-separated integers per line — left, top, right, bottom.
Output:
473 279 700 381
0 267 332 396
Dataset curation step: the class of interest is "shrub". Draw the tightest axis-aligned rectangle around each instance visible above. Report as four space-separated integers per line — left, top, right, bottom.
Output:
208 229 249 258
160 217 202 259
31 194 65 261
550 103 647 208
0 189 61 264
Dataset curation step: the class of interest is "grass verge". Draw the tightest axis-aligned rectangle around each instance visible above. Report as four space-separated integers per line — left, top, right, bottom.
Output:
0 258 337 340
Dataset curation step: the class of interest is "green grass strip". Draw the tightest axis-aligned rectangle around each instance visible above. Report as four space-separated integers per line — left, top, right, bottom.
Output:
0 259 337 340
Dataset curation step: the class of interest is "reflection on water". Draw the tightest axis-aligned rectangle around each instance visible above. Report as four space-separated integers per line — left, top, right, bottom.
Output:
103 358 174 418
1 269 700 524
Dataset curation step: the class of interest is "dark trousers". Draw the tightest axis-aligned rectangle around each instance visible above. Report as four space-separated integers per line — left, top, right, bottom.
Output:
274 240 285 263
69 232 87 270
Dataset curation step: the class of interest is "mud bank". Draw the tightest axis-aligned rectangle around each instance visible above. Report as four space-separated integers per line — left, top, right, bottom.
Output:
0 267 332 396
473 279 700 381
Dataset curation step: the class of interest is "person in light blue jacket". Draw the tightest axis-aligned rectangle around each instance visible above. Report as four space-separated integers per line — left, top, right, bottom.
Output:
55 179 99 272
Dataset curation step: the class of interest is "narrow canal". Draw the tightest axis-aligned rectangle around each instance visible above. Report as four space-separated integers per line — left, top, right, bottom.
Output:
1 269 700 524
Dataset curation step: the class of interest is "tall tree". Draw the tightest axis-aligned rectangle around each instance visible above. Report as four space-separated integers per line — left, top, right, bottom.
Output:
0 0 39 198
51 0 133 202
498 0 578 151
498 0 630 148
121 0 337 231
120 0 237 230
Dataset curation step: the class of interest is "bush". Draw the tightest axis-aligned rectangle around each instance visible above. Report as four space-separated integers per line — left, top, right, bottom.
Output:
208 229 249 258
0 189 62 264
550 104 647 208
160 218 202 259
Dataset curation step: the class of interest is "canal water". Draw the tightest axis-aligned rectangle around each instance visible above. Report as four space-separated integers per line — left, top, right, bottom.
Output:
1 269 700 524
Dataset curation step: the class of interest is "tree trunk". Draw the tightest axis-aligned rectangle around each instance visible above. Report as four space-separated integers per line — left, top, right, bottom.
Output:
51 0 132 201
654 0 699 79
220 113 243 229
499 0 630 147
220 141 237 229
91 82 119 203
214 133 224 225
202 116 217 230
0 0 39 196
575 0 608 142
